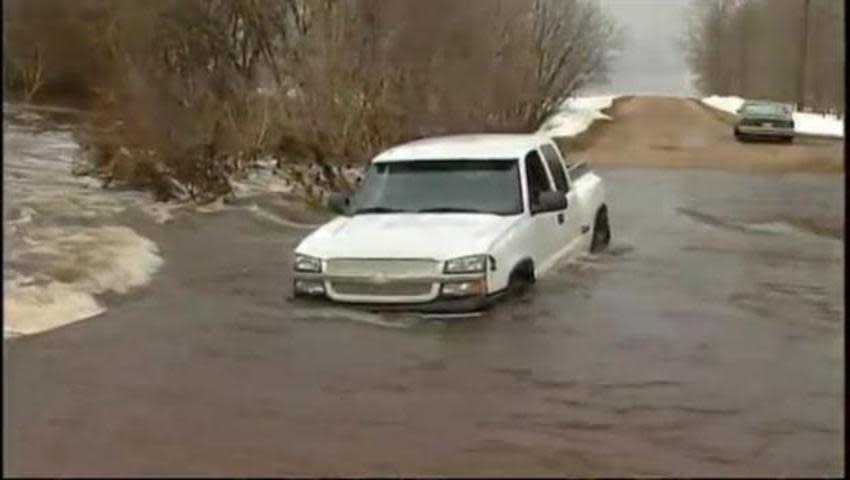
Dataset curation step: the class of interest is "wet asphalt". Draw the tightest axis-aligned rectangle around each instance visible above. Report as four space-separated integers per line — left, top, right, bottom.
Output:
3 100 845 477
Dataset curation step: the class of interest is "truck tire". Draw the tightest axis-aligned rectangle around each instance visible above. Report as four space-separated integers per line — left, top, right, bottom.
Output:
590 206 611 253
507 260 535 297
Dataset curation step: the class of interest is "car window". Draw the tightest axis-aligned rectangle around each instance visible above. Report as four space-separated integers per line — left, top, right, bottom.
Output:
741 103 786 116
540 144 569 192
524 151 552 209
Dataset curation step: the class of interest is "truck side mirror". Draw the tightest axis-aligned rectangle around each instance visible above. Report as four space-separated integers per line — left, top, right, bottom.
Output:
531 191 567 214
327 192 350 214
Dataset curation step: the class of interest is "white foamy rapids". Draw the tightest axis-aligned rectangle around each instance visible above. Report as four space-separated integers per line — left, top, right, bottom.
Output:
3 107 154 224
4 280 106 339
290 306 422 329
4 105 165 338
244 204 319 230
742 222 799 235
4 226 163 338
139 202 186 224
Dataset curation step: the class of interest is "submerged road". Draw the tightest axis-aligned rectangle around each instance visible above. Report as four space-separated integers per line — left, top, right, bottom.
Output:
4 97 844 476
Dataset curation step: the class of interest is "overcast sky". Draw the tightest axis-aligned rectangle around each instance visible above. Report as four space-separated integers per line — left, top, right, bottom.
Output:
579 0 696 96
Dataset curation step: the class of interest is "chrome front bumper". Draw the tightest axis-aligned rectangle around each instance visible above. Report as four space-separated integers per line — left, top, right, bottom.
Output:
736 125 795 137
293 271 487 304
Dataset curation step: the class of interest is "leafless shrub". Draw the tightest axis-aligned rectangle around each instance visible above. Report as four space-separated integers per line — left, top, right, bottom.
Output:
5 0 621 201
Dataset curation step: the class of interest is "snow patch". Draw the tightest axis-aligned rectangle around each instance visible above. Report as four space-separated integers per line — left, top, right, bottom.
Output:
702 95 844 138
702 95 746 115
195 197 232 214
230 171 294 198
537 96 617 138
794 112 845 138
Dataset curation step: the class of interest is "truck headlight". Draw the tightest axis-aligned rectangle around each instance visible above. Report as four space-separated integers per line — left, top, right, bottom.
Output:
294 254 322 273
441 279 486 297
444 254 487 274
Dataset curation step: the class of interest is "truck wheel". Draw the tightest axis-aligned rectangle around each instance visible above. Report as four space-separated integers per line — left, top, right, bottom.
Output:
590 207 611 253
507 261 534 297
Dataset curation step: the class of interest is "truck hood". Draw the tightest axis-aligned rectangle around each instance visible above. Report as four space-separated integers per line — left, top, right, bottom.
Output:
296 213 523 259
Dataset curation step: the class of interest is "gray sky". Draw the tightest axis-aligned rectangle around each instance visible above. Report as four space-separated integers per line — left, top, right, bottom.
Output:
580 0 696 96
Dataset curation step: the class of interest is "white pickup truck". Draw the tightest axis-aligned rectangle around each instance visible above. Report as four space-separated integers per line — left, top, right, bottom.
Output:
291 134 609 313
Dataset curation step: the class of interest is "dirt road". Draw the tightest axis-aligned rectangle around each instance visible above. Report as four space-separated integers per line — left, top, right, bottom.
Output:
563 96 843 173
4 97 844 476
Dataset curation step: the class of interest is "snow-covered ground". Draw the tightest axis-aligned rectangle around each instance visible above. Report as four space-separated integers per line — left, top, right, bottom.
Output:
702 95 844 138
537 96 617 138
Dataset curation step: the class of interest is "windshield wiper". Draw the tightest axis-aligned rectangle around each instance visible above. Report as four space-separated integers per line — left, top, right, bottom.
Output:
417 207 489 213
352 206 410 214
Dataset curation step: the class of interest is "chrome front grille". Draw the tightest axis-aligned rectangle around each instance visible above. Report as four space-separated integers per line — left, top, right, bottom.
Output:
330 281 435 297
324 258 440 301
325 258 440 277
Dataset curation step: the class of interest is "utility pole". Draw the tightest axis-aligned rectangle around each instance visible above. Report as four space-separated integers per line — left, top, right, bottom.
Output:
740 3 751 96
797 0 811 110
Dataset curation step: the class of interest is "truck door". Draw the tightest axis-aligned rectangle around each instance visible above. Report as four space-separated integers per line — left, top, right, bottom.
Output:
523 150 561 275
540 144 583 257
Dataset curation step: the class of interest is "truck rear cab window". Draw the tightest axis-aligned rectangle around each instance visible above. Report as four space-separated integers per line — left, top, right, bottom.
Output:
525 151 552 210
540 144 569 192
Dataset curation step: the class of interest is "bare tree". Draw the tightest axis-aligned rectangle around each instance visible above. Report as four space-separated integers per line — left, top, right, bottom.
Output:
524 0 622 126
5 0 623 201
684 0 844 114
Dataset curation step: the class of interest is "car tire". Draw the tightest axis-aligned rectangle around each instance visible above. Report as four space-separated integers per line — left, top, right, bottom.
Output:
590 206 611 253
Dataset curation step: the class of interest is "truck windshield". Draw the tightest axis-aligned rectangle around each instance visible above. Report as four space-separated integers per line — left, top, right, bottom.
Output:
350 159 523 215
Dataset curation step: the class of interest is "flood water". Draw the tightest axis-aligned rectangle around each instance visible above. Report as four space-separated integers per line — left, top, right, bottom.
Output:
4 159 843 475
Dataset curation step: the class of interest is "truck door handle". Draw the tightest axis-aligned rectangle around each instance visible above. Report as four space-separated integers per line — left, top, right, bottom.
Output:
557 213 564 224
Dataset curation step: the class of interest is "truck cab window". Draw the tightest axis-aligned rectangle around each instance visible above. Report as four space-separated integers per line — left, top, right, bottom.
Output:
525 151 552 209
540 144 569 192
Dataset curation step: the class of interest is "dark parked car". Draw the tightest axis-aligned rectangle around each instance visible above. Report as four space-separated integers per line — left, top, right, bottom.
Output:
734 101 795 143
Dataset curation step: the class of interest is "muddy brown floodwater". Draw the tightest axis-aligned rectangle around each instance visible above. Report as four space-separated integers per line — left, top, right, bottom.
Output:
3 97 844 476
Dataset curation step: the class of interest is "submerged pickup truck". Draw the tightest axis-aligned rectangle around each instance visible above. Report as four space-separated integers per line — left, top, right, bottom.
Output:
291 134 609 313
